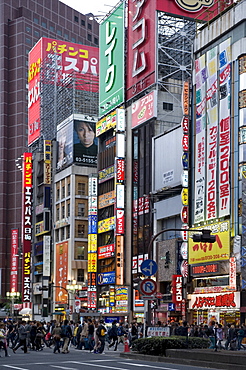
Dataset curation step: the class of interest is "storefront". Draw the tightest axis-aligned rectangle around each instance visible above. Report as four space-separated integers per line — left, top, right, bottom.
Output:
188 291 240 325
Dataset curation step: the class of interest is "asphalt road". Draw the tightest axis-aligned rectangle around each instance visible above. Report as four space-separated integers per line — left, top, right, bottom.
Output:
0 344 219 370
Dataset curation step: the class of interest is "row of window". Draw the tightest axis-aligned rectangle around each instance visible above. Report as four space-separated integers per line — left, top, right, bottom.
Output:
56 202 86 220
55 223 86 241
56 182 86 201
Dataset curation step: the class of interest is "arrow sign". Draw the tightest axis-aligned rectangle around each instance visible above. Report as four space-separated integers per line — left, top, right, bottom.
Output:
140 259 158 276
139 278 157 296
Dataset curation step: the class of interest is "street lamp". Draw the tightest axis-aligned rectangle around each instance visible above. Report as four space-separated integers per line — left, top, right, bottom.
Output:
6 291 21 318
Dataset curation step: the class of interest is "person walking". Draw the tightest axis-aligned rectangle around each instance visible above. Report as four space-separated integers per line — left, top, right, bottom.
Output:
87 319 94 352
108 320 118 350
96 319 107 354
12 321 29 354
93 321 101 354
61 319 72 354
114 322 126 351
237 325 245 350
225 324 236 350
0 322 10 357
52 323 62 353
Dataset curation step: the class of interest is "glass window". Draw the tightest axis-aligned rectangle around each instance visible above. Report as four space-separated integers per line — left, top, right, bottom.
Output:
81 19 85 26
78 203 85 217
57 29 62 36
75 245 85 260
78 183 86 195
50 25 55 32
77 269 84 282
34 17 39 24
94 37 98 45
78 224 85 237
87 34 92 41
41 21 47 28
62 205 65 219
56 206 60 221
64 33 68 40
34 30 39 38
26 26 31 33
61 227 65 240
74 15 79 22
67 226 70 239
67 203 70 217
71 37 76 43
56 229 59 242
88 23 92 30
67 183 70 196
26 37 31 44
57 187 60 200
62 186 65 199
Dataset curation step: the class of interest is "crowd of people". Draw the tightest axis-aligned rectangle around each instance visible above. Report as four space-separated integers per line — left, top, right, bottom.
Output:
0 318 143 356
0 318 245 357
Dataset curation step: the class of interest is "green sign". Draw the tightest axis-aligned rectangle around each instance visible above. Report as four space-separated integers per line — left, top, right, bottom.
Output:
99 2 125 117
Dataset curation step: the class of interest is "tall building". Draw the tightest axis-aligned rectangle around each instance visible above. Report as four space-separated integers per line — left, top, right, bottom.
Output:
0 0 99 300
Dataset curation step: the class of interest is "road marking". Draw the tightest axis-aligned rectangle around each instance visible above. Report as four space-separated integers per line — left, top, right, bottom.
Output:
50 367 78 370
117 363 179 370
70 361 130 370
2 366 29 370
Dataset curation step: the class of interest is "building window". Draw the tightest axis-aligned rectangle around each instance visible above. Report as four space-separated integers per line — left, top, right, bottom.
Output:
81 19 85 26
67 183 70 196
62 186 65 199
56 206 60 221
34 17 39 24
61 205 65 219
57 29 62 36
71 37 76 43
78 183 86 195
67 226 70 239
26 37 31 44
87 34 92 41
64 33 68 40
77 269 84 282
163 102 173 111
56 229 59 242
75 245 85 260
57 187 60 200
41 21 47 28
94 37 98 45
26 26 31 33
78 224 85 238
50 25 55 32
34 30 40 38
88 23 92 30
74 15 79 22
78 203 85 217
61 227 65 240
67 203 70 217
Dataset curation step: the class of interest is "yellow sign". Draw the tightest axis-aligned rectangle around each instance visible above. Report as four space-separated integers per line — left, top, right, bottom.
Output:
98 216 115 234
88 253 97 272
188 220 230 265
181 188 188 205
88 234 97 253
96 110 116 136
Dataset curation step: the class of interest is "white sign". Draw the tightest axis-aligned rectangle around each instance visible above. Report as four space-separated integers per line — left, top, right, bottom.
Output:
147 327 170 337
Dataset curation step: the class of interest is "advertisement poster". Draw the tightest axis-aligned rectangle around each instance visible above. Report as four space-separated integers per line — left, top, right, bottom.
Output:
132 91 157 128
73 119 97 166
55 242 68 304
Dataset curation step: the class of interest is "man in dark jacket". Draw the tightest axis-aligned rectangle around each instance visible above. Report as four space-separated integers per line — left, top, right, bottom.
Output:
61 319 72 354
97 319 107 354
88 319 95 352
12 321 28 354
108 320 118 350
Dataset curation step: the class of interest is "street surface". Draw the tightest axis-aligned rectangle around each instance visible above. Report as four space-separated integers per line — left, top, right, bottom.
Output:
0 343 219 370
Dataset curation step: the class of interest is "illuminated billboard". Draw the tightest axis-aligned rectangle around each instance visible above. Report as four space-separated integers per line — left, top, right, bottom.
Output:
28 37 99 145
55 242 68 304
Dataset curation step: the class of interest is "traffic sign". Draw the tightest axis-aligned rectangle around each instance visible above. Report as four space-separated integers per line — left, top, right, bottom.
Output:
155 292 162 299
140 259 158 276
139 278 157 296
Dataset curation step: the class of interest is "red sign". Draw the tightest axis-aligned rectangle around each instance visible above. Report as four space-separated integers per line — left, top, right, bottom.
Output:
172 275 182 311
191 263 219 276
192 292 237 309
116 159 125 183
98 244 115 260
132 91 157 128
10 229 19 293
22 153 33 305
229 257 236 290
126 0 156 100
138 197 144 215
156 0 232 22
181 206 188 224
182 116 189 134
140 278 157 296
28 37 99 145
116 210 124 235
182 134 189 151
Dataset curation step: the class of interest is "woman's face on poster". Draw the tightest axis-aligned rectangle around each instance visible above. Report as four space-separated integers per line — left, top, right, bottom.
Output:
76 122 95 148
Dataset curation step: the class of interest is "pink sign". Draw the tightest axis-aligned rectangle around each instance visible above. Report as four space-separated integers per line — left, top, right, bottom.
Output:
132 91 157 128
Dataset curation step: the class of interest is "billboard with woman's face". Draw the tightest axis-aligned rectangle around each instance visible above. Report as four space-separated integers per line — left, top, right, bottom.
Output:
73 119 98 166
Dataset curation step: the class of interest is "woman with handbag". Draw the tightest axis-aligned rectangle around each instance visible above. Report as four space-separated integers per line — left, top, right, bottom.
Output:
35 322 45 351
52 323 62 354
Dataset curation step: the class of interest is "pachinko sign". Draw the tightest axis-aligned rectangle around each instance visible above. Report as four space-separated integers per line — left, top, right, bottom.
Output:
188 220 230 264
22 153 33 304
189 292 240 310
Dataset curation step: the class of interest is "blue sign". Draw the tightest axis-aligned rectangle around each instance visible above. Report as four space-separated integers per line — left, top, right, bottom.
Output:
104 316 120 324
140 259 158 276
97 271 116 285
168 303 175 311
88 215 97 234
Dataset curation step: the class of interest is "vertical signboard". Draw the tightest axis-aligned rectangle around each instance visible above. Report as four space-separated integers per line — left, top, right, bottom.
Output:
127 0 156 100
22 153 33 306
43 235 51 277
172 275 182 311
194 54 206 223
44 140 51 184
55 242 68 304
206 46 218 220
10 229 19 293
218 38 231 218
99 3 125 117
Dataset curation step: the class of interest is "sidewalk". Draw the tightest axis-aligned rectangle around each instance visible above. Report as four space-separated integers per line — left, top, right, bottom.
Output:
120 348 246 370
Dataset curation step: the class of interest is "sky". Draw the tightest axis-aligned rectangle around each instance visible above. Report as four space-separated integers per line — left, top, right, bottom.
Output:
60 0 119 18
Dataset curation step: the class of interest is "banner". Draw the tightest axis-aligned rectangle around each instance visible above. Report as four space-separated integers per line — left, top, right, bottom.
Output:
206 46 218 220
194 54 206 223
10 229 19 293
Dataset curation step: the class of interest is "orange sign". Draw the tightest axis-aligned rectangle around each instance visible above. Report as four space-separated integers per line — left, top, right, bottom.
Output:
55 242 68 303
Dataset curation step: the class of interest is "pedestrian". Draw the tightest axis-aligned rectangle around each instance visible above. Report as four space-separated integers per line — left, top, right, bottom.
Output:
237 325 245 350
6 320 15 348
30 321 37 350
0 322 10 357
225 324 236 350
207 321 215 349
93 321 101 354
108 320 118 350
79 319 88 350
216 324 224 350
52 323 62 353
12 320 29 354
114 322 126 351
87 319 95 352
35 322 45 351
96 319 107 354
61 319 72 354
